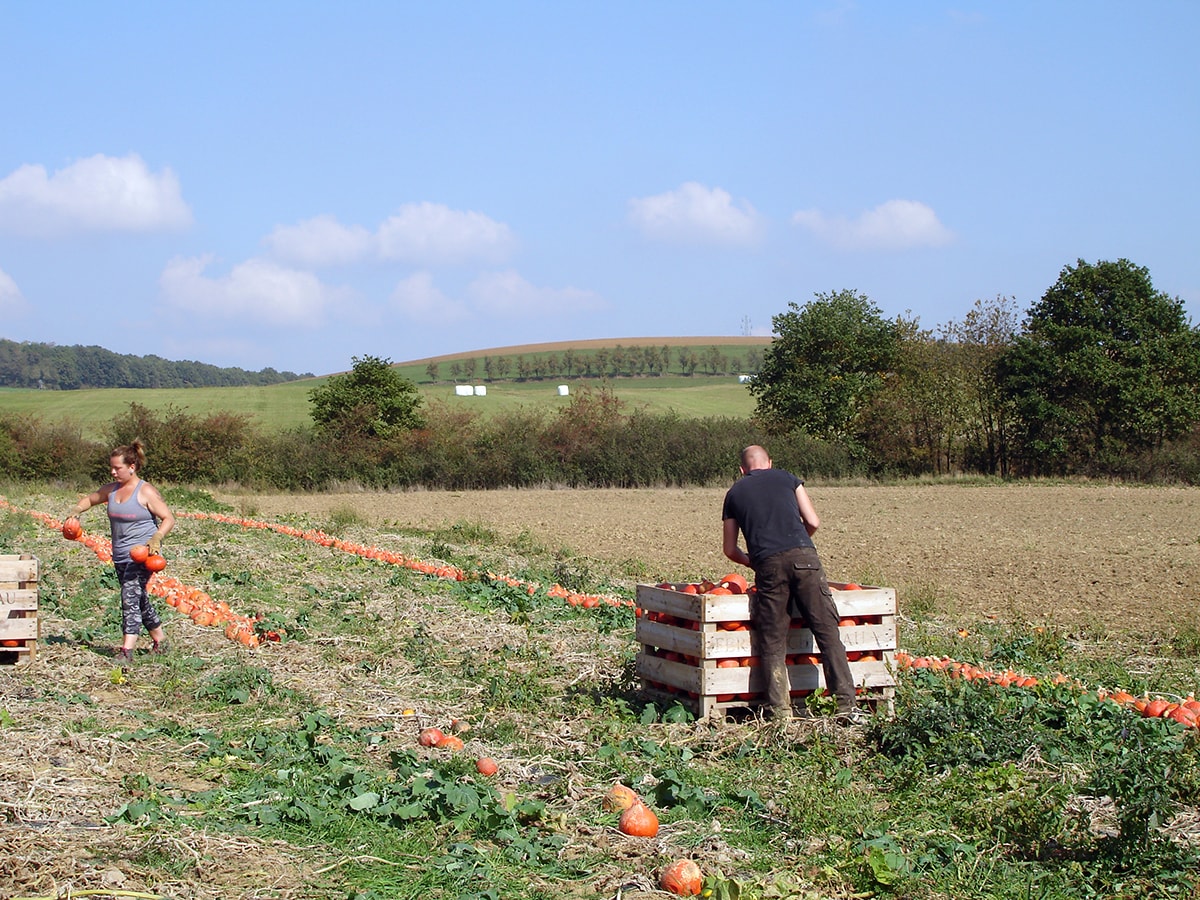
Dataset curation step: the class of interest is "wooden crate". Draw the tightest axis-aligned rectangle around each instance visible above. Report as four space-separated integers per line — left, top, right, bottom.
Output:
635 582 897 718
0 554 39 665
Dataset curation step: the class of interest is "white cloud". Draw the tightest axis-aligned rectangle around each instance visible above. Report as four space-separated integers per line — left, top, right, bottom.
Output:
0 153 191 237
467 269 605 317
159 255 341 327
390 271 468 323
263 214 373 266
791 199 954 250
628 182 762 245
377 202 516 265
0 266 26 313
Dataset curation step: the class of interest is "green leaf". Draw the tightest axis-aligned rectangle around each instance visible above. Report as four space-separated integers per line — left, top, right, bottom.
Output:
348 790 381 811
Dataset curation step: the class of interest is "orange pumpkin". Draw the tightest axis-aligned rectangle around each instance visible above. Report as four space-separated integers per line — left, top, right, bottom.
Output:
144 553 167 572
475 757 498 776
1144 699 1170 718
418 727 445 747
660 859 703 896
129 544 150 563
601 783 640 813
719 573 749 593
62 520 82 541
618 801 659 837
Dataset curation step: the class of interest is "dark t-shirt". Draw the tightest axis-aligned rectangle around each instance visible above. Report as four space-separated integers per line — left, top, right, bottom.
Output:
722 468 815 567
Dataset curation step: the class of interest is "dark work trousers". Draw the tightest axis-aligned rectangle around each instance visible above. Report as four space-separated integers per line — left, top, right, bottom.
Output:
115 561 162 636
750 546 856 713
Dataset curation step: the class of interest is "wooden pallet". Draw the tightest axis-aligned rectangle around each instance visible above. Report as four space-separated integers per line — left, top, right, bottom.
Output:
635 582 897 719
0 554 39 666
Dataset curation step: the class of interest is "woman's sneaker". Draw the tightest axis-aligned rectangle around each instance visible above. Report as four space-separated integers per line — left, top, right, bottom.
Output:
151 640 170 655
114 648 135 665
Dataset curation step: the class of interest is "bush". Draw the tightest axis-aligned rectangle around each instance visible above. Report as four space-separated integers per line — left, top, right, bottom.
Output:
107 403 259 484
0 413 101 483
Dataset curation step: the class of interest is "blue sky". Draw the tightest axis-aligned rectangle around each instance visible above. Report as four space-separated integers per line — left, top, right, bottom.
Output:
1 2 1196 376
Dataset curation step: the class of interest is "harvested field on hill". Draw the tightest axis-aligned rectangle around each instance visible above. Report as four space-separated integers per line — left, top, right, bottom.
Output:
230 483 1200 636
398 335 772 365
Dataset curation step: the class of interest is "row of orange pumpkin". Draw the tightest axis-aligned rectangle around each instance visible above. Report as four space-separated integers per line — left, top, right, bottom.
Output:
12 499 634 651
179 511 634 610
896 651 1200 728
17 504 267 647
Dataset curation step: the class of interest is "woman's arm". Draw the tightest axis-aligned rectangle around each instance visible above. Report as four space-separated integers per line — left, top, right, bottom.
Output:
140 483 176 551
66 483 115 520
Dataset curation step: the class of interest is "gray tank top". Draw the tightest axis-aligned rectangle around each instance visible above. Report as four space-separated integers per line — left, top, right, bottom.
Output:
107 481 158 564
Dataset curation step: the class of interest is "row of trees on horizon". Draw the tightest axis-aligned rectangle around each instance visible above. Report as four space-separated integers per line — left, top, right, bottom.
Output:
0 339 312 390
425 344 764 383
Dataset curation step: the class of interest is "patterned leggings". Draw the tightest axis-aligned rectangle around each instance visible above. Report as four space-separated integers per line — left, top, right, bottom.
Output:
115 562 163 636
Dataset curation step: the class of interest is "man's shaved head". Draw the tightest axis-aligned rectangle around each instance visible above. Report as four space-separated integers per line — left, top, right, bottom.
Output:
740 445 771 471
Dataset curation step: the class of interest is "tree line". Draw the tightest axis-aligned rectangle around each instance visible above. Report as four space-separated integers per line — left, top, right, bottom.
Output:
426 344 764 383
0 339 312 389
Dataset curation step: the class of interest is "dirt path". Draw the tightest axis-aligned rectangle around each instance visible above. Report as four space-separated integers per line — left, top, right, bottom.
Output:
224 483 1200 634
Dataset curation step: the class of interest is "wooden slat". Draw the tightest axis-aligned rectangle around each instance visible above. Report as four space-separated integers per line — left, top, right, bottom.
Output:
0 618 38 641
0 557 39 585
636 583 897 622
640 680 896 719
638 651 896 695
0 590 39 610
635 618 897 659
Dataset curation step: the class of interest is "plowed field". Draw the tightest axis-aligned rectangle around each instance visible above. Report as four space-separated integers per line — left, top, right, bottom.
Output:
229 483 1200 635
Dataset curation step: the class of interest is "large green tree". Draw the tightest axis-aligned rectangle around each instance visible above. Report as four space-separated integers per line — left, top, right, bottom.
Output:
750 289 900 445
996 259 1200 474
308 355 424 439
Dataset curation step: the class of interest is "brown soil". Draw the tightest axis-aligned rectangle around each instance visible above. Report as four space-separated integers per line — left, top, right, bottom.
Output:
231 483 1200 634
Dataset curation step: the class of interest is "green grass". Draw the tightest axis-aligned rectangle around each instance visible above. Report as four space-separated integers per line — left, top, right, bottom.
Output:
0 381 319 435
0 373 757 440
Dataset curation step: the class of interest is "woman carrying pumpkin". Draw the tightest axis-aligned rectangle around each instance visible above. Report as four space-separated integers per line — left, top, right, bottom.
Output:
64 440 176 663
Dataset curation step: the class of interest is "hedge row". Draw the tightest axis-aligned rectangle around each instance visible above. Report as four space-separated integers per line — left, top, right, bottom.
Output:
0 398 860 491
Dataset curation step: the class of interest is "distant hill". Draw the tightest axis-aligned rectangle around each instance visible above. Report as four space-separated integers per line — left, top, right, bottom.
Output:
0 339 313 390
395 335 772 383
398 335 772 366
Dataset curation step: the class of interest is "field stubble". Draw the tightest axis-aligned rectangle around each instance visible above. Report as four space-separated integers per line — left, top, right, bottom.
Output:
228 482 1200 636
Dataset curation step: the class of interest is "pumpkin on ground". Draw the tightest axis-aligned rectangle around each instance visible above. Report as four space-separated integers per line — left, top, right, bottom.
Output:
601 783 640 813
660 859 703 896
418 727 445 747
618 801 659 837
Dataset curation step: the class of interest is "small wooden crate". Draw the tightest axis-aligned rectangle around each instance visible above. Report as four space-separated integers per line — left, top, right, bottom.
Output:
0 554 39 666
635 582 897 719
